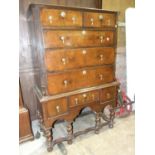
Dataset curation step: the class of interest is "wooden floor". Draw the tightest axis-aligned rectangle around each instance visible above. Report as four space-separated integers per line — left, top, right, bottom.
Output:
19 113 135 155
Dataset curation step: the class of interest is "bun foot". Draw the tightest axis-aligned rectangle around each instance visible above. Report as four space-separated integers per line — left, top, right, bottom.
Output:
67 140 72 145
95 130 99 134
45 129 53 152
47 146 53 152
108 123 113 128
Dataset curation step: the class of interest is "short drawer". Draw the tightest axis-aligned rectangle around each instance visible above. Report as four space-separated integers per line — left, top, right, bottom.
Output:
43 30 115 48
85 47 115 66
69 90 99 108
84 12 116 28
44 47 115 71
40 8 82 27
101 86 116 103
47 66 114 95
46 98 68 117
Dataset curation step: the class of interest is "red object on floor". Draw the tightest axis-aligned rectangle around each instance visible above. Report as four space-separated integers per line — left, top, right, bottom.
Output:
116 89 133 117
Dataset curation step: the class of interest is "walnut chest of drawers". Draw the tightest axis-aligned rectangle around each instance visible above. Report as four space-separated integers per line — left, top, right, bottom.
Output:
28 4 119 152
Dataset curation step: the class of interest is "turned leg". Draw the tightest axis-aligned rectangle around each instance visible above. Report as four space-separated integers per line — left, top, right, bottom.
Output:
95 113 101 134
45 129 53 152
37 111 44 132
67 122 73 144
109 107 115 128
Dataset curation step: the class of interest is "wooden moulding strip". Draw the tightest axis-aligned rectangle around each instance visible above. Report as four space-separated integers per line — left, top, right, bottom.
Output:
34 81 120 102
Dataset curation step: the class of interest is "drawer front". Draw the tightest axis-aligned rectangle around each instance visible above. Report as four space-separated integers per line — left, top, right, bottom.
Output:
45 47 115 71
85 47 115 66
40 8 82 27
43 30 114 48
101 86 116 102
47 66 114 95
46 98 68 117
44 48 86 72
84 12 116 28
69 90 99 108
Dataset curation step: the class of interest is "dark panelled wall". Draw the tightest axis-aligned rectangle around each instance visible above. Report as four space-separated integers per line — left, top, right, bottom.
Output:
19 0 102 120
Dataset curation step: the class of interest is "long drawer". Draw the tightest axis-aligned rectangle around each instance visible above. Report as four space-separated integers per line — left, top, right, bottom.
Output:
43 30 115 48
45 47 115 71
40 8 82 27
47 66 115 95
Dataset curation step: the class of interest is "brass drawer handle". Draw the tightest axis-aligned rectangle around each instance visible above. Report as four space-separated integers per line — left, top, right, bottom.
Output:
72 16 76 24
61 57 67 65
82 70 87 75
99 54 104 61
83 94 87 98
63 80 69 87
99 14 104 21
60 36 65 44
60 11 66 18
82 93 87 102
99 74 104 81
90 18 94 25
106 37 110 41
82 49 87 55
56 105 60 113
48 15 53 23
100 36 104 43
106 93 111 99
82 30 86 35
74 98 78 105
